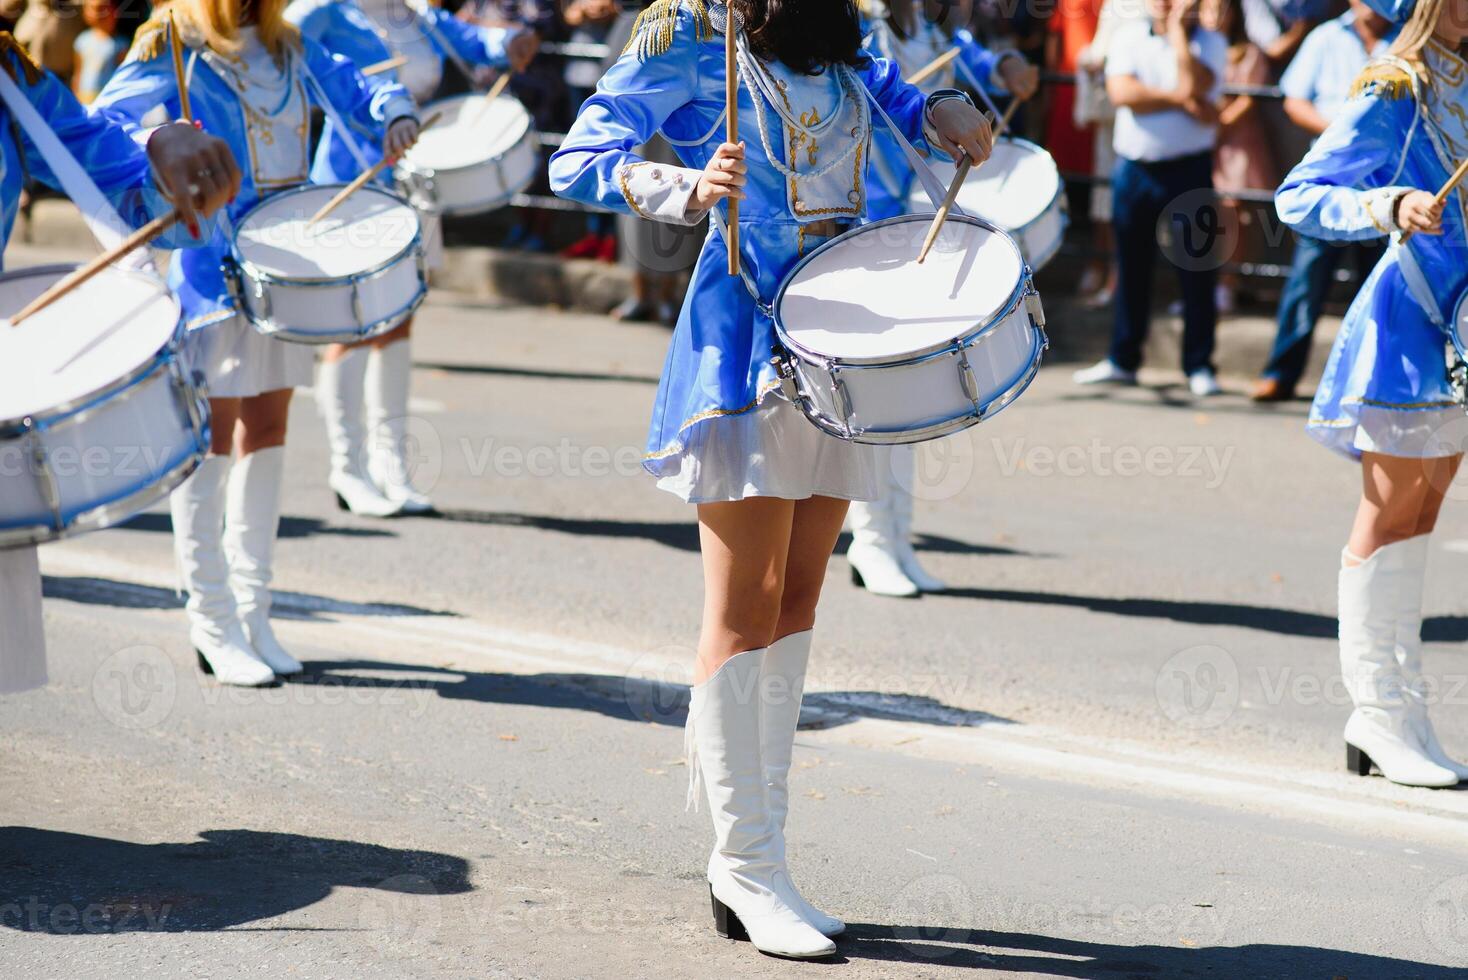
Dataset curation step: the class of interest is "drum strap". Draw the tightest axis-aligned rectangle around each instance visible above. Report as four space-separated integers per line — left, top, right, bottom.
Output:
709 206 772 317
858 78 954 214
296 53 376 175
0 66 133 252
1394 240 1447 328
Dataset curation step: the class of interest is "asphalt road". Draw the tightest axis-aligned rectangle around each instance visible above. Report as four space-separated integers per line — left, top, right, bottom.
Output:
3 260 1468 978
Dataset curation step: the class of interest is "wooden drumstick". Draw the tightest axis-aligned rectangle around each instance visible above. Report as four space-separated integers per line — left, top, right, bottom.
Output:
1400 157 1468 244
994 97 1022 139
725 9 739 277
905 46 960 87
308 111 443 227
464 71 514 127
361 55 408 77
916 156 971 265
8 212 180 327
169 10 192 123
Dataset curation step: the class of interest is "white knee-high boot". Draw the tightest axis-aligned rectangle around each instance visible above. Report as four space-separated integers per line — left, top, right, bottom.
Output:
762 631 844 937
171 456 275 687
686 648 836 959
365 339 433 514
1392 535 1468 781
848 447 919 598
223 447 303 676
316 347 402 518
1339 541 1456 787
889 445 946 593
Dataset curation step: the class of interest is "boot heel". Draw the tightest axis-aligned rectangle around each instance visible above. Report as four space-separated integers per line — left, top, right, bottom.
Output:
335 492 349 512
850 566 864 587
1346 742 1373 776
196 650 214 676
709 886 748 942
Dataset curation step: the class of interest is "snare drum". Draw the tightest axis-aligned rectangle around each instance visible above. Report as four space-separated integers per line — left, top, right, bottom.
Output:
395 92 538 216
773 214 1047 444
0 265 209 549
907 138 1067 271
227 183 426 345
1447 287 1468 406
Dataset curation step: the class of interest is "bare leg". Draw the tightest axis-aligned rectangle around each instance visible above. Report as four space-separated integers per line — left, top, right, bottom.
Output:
234 388 293 456
1346 452 1462 561
775 496 851 640
694 497 795 683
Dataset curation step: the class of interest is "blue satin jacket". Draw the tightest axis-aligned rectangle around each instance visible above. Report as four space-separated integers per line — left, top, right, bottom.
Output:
92 26 415 330
549 0 937 473
1276 44 1468 459
286 0 515 181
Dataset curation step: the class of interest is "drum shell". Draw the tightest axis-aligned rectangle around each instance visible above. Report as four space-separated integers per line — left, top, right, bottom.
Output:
0 269 209 549
395 123 539 217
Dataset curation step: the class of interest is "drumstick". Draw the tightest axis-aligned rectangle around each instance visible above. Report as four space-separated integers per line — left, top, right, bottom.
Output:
169 10 192 123
1400 157 1468 244
464 71 514 127
905 46 960 87
8 212 180 327
916 156 971 265
994 97 1022 138
361 55 408 77
725 12 739 277
308 111 443 227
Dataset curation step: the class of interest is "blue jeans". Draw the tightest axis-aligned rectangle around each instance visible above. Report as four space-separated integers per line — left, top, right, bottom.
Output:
1109 153 1218 375
1263 234 1385 387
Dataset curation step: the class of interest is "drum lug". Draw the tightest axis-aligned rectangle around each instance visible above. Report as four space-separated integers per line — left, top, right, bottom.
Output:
21 418 64 534
771 348 800 401
351 280 367 335
829 369 855 438
955 348 984 417
1024 287 1047 331
220 259 243 307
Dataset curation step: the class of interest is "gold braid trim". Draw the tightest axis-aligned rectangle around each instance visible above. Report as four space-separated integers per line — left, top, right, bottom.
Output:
128 18 170 63
1350 62 1413 101
0 33 43 85
623 0 711 60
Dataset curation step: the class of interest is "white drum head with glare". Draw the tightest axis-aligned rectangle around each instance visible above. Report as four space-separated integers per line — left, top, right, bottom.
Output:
0 267 178 422
404 94 532 171
777 217 1022 361
236 185 420 280
914 140 1061 231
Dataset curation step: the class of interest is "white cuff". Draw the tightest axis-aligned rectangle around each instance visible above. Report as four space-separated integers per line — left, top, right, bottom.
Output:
1363 186 1413 235
617 161 704 225
923 91 971 160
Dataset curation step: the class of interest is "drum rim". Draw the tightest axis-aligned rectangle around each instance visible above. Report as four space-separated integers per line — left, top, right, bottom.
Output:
232 183 424 287
0 263 181 433
1451 286 1468 359
773 213 1030 367
395 93 534 178
907 137 1065 241
393 136 539 214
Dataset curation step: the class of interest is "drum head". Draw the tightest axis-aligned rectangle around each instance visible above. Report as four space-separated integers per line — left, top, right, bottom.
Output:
403 94 532 171
776 215 1024 362
910 139 1060 231
0 265 179 423
235 184 420 281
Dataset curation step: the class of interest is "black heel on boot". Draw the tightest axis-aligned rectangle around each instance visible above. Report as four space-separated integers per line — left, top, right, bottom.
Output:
710 886 748 941
335 492 349 512
196 650 214 675
850 567 864 588
1346 742 1374 776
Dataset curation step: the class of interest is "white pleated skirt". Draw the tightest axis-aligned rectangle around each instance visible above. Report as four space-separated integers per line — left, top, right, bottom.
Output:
656 395 878 504
0 546 46 694
185 314 315 398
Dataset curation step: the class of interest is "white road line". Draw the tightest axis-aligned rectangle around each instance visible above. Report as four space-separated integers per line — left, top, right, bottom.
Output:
38 546 1468 848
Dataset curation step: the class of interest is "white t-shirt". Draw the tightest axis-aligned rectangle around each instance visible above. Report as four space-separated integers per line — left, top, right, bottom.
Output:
1105 21 1227 163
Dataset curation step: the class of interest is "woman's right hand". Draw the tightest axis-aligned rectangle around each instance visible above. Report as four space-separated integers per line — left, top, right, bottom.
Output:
692 141 745 211
1396 190 1444 236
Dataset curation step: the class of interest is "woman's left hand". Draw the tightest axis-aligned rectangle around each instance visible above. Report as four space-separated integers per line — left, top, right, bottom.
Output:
384 117 421 160
930 99 993 166
1000 58 1040 101
506 30 539 72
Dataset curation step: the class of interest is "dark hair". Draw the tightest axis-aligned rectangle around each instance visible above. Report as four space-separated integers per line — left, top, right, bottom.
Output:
735 0 869 75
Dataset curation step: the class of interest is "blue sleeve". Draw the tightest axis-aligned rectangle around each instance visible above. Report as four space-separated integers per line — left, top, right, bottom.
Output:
860 54 934 152
953 28 1007 93
422 7 513 69
1276 89 1416 241
304 39 416 152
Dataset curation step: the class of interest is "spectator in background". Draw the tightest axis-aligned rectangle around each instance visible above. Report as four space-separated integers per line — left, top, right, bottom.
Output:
5 0 84 78
1073 0 1227 398
72 0 125 104
1044 0 1104 293
1238 0 1330 66
558 0 620 262
1252 0 1393 402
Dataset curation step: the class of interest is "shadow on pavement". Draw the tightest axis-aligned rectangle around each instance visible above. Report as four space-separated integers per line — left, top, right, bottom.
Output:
41 576 454 621
0 827 470 934
296 659 1013 732
414 360 659 386
834 924 1460 976
116 512 396 540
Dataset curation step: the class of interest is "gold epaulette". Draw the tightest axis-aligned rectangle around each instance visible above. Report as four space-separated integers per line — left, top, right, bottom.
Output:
623 0 711 60
128 17 172 63
1350 62 1414 101
0 32 42 85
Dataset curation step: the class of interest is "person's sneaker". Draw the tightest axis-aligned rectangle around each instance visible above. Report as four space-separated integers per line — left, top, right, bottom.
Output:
560 234 603 259
1073 359 1138 386
1188 368 1223 397
1250 377 1295 402
595 234 618 263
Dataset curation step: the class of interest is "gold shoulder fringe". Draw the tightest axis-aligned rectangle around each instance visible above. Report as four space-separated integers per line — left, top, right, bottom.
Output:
1350 62 1414 101
623 0 711 60
0 32 42 85
128 17 171 63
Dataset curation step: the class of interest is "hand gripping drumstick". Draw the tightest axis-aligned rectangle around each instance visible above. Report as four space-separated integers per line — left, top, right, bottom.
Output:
725 8 740 277
169 10 192 124
8 212 181 327
916 156 971 264
905 46 960 87
308 111 444 227
1399 157 1468 245
361 55 408 77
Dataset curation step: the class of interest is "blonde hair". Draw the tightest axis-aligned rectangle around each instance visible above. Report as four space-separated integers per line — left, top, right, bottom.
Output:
1389 0 1450 69
165 0 300 60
